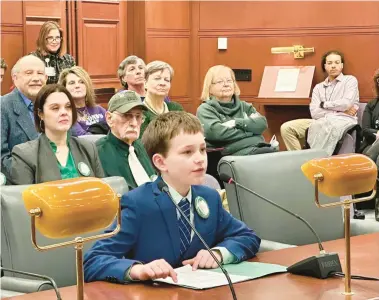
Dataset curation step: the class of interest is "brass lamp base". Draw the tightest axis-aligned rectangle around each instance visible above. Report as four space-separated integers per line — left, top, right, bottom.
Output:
314 174 376 296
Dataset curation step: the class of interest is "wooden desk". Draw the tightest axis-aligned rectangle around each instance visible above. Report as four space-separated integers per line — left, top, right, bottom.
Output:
7 233 379 300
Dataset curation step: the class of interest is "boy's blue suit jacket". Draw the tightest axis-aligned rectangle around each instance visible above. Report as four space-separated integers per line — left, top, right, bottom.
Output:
84 178 261 283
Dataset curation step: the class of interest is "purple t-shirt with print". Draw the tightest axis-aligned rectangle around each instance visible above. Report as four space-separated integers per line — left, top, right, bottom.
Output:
71 105 107 136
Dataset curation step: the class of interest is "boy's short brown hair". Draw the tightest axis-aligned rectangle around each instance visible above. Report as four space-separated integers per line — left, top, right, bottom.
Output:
142 111 203 164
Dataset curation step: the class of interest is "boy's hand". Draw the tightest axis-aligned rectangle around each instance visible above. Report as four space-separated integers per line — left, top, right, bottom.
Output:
182 249 222 270
129 259 177 282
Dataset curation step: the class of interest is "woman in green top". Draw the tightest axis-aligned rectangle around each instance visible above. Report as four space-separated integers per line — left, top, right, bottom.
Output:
9 84 104 185
139 60 183 137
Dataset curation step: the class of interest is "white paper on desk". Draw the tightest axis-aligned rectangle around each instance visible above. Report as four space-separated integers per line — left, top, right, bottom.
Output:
274 68 300 92
154 265 250 290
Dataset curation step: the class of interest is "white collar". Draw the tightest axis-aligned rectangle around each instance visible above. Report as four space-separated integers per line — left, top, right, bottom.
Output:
164 180 192 205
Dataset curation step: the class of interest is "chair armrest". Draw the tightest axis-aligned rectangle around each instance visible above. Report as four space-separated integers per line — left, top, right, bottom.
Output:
1 276 52 294
259 239 297 253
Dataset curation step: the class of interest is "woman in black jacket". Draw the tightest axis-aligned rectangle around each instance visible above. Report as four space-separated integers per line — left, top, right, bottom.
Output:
361 69 379 155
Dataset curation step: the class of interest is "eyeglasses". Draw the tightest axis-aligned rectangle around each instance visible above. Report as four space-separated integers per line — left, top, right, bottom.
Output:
46 36 62 43
114 112 146 124
211 79 234 86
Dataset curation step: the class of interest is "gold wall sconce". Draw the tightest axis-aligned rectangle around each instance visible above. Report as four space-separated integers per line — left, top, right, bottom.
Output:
271 45 315 59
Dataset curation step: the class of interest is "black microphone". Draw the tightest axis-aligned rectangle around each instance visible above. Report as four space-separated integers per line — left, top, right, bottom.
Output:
219 173 342 279
157 181 237 300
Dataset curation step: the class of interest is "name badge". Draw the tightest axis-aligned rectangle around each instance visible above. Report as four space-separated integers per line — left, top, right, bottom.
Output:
45 67 56 77
0 173 6 186
78 162 91 176
195 196 210 219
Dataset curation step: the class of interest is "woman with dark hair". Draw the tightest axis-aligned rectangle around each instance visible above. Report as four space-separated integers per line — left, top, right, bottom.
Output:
30 21 75 84
9 84 104 185
360 69 379 154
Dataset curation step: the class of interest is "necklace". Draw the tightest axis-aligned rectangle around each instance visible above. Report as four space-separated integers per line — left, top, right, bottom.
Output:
144 99 168 115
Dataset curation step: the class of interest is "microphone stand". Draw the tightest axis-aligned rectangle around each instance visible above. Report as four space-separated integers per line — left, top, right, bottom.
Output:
222 175 342 279
160 185 237 300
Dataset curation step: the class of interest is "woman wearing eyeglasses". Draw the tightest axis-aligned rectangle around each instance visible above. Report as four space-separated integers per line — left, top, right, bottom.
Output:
30 21 75 84
197 65 276 157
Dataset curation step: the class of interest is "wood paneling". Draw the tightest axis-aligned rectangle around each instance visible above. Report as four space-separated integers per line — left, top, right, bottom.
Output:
146 37 190 99
82 22 119 76
145 1 190 30
1 1 23 94
77 1 127 89
198 2 379 30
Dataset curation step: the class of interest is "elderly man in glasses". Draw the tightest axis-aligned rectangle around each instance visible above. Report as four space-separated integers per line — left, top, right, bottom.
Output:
96 90 156 190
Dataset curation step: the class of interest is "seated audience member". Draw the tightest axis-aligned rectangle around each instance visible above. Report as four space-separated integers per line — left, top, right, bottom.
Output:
84 111 260 283
359 69 379 155
9 84 104 185
140 61 183 137
117 55 146 98
30 21 75 84
1 58 7 84
96 90 156 190
59 66 106 136
1 55 47 177
117 55 171 103
197 65 275 156
281 50 359 155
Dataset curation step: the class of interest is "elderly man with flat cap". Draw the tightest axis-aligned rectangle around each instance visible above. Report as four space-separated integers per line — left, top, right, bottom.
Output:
96 90 156 189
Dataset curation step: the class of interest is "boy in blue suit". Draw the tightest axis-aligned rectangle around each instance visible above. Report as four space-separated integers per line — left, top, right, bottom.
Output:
84 111 260 283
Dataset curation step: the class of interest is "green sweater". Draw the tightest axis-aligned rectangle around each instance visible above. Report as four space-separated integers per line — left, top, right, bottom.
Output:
96 132 156 190
139 101 183 138
196 95 268 156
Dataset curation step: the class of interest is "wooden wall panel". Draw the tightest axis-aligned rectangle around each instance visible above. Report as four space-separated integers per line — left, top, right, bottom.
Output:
77 1 127 90
198 2 379 30
145 37 190 99
82 22 119 77
1 1 24 94
145 1 190 30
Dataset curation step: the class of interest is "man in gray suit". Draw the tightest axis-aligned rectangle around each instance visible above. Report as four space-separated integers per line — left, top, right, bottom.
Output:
1 55 47 177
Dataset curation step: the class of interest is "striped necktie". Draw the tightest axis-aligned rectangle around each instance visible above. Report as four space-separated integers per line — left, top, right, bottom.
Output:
178 198 191 255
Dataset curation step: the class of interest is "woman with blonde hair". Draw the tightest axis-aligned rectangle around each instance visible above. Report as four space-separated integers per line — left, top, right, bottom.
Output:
30 21 75 84
197 65 275 156
59 66 106 136
139 60 183 137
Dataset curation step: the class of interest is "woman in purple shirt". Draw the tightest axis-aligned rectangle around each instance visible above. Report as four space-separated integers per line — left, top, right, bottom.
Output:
59 66 106 136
